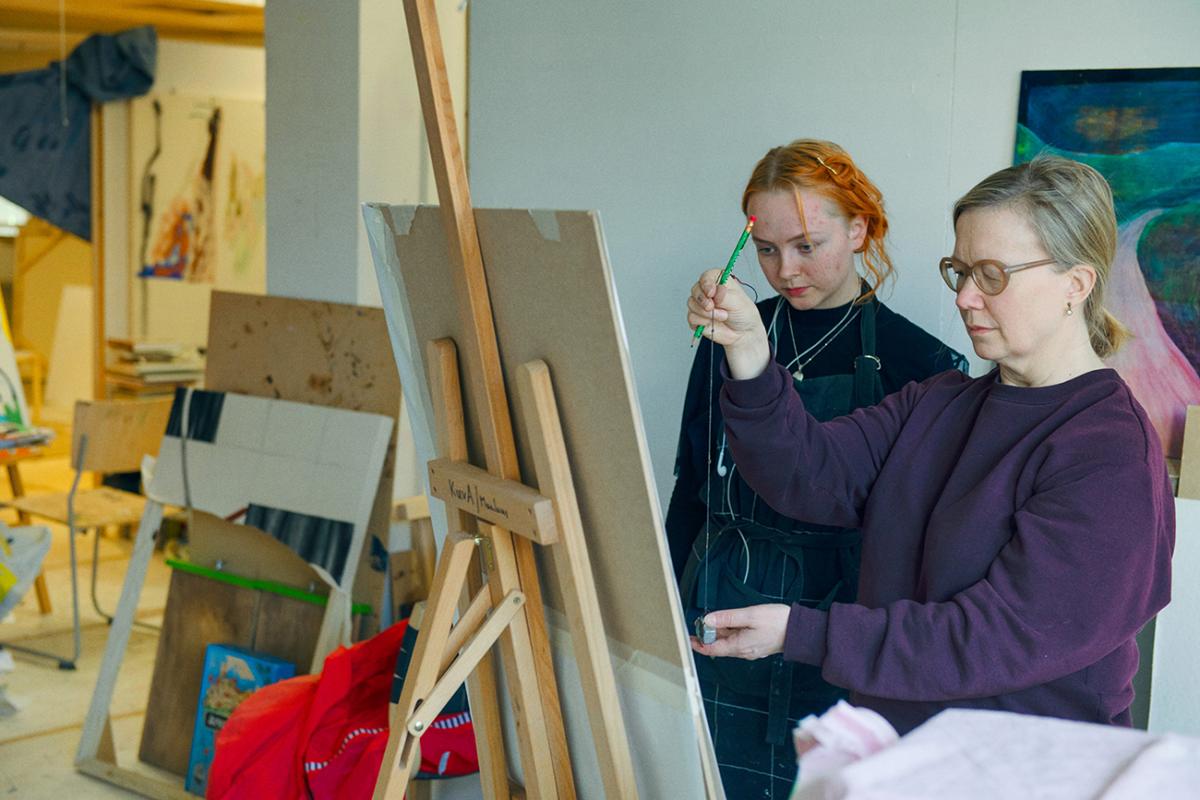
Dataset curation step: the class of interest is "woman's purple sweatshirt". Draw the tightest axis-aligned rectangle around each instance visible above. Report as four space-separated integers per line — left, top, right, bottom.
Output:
720 363 1174 734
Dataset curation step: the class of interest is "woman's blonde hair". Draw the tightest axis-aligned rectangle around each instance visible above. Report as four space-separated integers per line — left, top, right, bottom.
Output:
742 139 892 302
953 155 1129 358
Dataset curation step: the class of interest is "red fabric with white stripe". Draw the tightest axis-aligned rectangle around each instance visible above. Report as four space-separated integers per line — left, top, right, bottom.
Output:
206 619 478 799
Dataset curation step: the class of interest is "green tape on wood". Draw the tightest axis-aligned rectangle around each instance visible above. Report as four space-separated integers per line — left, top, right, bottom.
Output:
165 558 373 616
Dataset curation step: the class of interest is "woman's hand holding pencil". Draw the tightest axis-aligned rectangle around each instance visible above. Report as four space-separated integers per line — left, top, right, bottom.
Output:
686 216 771 380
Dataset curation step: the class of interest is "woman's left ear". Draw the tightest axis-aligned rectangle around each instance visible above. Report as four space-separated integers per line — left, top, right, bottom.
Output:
1066 263 1097 307
849 215 868 253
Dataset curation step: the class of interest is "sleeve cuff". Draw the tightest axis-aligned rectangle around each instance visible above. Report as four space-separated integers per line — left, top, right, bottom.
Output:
720 357 790 412
782 603 829 665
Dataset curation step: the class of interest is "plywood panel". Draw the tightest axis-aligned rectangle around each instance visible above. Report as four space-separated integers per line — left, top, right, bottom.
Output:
252 591 325 676
137 568 258 775
73 396 173 472
137 567 327 776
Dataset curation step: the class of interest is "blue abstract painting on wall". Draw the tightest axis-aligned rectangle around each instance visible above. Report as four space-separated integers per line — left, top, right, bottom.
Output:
1016 67 1200 459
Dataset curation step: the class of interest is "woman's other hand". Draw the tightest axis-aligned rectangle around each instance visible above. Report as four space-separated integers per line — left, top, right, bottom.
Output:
687 269 771 379
690 603 791 660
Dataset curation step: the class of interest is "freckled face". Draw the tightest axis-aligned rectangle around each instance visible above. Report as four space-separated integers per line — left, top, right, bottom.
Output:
746 189 866 310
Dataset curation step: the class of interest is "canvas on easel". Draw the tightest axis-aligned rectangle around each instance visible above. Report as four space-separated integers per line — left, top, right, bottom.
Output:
364 203 721 798
364 2 717 794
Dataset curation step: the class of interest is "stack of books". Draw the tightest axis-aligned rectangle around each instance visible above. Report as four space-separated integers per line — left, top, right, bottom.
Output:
106 339 205 396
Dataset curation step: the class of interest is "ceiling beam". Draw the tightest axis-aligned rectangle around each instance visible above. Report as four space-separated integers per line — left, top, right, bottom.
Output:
0 0 263 48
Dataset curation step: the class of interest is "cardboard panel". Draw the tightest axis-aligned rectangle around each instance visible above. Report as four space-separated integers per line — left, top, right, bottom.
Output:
186 509 324 593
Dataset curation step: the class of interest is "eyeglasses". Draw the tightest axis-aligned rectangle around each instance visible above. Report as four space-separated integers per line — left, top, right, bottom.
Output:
938 256 1057 296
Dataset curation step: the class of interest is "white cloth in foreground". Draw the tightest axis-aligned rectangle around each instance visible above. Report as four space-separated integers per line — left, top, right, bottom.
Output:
792 708 1200 800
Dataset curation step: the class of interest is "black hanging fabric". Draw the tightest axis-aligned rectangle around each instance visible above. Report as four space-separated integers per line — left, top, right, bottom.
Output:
0 26 157 240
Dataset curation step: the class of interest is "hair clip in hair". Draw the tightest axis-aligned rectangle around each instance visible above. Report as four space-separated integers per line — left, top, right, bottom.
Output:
815 155 841 176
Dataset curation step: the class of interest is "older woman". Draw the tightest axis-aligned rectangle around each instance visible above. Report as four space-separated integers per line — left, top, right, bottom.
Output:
685 155 1174 735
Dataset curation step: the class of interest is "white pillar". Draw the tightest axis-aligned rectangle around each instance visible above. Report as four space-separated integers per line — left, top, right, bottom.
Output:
265 0 466 306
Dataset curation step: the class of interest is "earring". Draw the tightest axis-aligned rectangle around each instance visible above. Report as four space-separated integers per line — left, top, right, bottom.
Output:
1066 301 1073 316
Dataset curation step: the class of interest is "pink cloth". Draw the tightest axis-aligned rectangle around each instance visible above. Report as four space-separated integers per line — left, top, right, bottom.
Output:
791 701 899 790
790 708 1200 800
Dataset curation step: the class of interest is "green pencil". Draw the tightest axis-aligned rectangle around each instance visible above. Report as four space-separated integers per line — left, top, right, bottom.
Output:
692 215 756 344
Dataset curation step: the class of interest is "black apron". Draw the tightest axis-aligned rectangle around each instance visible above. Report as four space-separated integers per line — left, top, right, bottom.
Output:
681 300 884 797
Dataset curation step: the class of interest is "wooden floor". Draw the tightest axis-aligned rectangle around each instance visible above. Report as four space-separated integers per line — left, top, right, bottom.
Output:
0 454 172 797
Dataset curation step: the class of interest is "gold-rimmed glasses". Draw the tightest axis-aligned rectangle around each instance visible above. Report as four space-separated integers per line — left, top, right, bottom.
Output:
938 256 1057 295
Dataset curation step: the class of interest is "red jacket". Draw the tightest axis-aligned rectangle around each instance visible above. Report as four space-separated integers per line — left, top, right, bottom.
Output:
207 620 478 798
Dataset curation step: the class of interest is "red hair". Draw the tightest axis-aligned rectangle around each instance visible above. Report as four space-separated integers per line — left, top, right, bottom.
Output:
741 139 893 302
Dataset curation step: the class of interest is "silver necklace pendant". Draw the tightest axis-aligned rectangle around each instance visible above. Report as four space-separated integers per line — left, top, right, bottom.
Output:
793 368 804 382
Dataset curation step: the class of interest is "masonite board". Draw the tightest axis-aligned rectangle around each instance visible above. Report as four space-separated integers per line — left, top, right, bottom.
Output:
206 290 405 616
137 568 259 775
137 566 325 775
363 204 716 798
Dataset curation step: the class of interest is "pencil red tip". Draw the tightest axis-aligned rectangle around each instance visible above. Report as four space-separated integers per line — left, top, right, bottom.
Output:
747 216 756 227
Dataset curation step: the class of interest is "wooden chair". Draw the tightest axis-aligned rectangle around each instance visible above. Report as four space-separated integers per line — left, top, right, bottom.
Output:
4 397 173 669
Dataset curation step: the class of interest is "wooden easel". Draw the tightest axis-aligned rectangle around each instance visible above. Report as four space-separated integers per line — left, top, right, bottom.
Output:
372 1 638 798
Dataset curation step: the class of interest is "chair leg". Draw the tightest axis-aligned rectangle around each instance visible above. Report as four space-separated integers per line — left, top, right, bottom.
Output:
88 524 159 632
33 571 52 614
66 519 81 667
90 525 113 625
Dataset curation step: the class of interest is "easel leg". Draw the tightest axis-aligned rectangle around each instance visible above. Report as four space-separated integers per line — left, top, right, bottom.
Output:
512 536 576 799
479 525 559 799
422 340 566 800
461 556 511 799
76 500 164 764
413 517 437 598
374 532 478 800
518 361 640 798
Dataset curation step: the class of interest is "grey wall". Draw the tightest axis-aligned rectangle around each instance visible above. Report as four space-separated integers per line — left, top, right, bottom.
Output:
467 0 1200 509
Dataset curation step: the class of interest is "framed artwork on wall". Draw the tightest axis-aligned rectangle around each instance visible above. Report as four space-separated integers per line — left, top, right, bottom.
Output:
1016 67 1200 459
